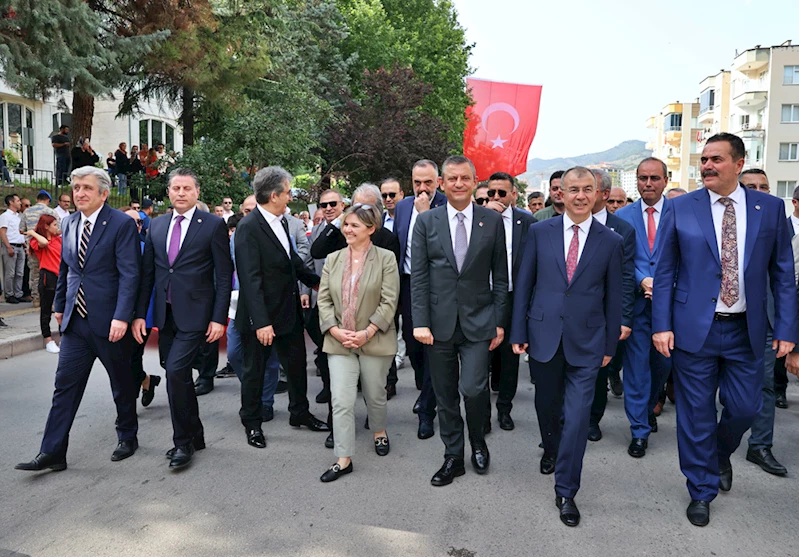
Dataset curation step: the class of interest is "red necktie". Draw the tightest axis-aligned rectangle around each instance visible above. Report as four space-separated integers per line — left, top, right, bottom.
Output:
566 224 579 283
646 207 656 252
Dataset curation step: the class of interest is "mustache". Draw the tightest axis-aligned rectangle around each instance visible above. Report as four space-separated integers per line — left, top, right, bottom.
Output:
701 170 719 178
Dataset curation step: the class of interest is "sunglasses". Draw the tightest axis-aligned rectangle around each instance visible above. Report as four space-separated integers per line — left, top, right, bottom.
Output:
487 189 508 198
475 197 489 205
607 199 625 204
381 192 397 199
637 175 664 183
319 201 339 209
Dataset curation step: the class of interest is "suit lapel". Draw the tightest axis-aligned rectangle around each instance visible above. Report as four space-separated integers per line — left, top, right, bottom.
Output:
691 189 721 266
569 219 602 287
629 201 649 258
256 209 290 261
548 217 567 283
462 209 485 272
83 204 110 264
511 209 522 268
172 211 205 266
434 208 458 272
651 198 668 258
743 186 762 271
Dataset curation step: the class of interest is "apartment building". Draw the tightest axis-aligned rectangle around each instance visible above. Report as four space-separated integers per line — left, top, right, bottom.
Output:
646 101 702 191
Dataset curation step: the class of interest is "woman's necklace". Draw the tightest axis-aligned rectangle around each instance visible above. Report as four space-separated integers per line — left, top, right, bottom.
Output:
352 245 368 264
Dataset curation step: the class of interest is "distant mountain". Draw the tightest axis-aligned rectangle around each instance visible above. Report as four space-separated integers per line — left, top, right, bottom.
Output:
517 140 651 188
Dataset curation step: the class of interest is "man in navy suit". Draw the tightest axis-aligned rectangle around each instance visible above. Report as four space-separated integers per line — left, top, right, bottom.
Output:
16 167 141 472
133 168 233 470
614 158 673 458
511 166 623 527
394 159 448 439
587 169 635 442
653 133 798 527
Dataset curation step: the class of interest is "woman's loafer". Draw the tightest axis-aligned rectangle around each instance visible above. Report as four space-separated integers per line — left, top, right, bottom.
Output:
374 435 390 456
320 461 353 483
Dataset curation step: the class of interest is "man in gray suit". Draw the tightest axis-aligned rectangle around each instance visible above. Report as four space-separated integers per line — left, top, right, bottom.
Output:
412 155 509 486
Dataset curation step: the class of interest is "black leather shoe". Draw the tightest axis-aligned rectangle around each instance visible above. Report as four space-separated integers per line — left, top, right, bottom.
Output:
418 419 434 439
194 381 214 396
15 453 67 472
290 413 331 432
687 500 710 527
275 380 288 394
649 414 658 433
385 384 396 400
325 432 334 449
555 496 580 527
169 444 195 469
374 435 390 456
320 461 353 483
214 363 236 378
110 439 138 461
775 390 788 409
540 454 556 475
490 381 499 393
412 396 422 414
471 442 490 474
719 457 732 492
746 447 788 476
6 296 19 304
628 438 647 458
609 371 623 397
587 424 602 442
315 388 331 404
247 428 267 449
165 437 205 459
430 457 465 486
498 412 515 431
141 375 160 407
261 405 274 422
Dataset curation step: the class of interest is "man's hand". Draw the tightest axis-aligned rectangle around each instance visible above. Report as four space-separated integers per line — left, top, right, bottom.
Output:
256 325 275 346
773 339 796 359
786 352 799 376
652 331 674 358
300 294 310 309
512 343 528 355
206 322 225 343
620 326 632 341
6 246 13 257
602 355 613 367
131 318 148 344
486 200 505 214
108 319 128 343
489 327 504 351
55 312 63 327
414 327 434 345
640 277 654 299
414 192 432 213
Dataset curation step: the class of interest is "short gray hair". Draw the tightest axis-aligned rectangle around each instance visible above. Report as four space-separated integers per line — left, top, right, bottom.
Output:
196 201 210 212
352 183 383 213
167 167 200 189
590 169 613 193
253 166 292 205
71 166 111 194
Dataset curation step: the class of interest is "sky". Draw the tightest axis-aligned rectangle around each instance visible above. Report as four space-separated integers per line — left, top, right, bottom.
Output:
452 0 798 160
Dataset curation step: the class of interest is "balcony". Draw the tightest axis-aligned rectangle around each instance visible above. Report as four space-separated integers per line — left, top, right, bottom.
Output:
744 158 764 169
698 106 716 124
663 103 683 114
732 78 768 110
737 127 765 140
645 116 656 129
666 156 681 168
732 48 769 72
665 128 682 146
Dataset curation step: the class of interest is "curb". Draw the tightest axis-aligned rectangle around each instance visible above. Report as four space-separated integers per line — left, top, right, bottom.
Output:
0 307 60 360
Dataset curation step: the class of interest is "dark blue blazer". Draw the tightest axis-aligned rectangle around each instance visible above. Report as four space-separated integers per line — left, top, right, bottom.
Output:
652 186 798 358
394 190 447 273
54 203 141 337
137 210 232 333
603 212 636 327
614 199 673 317
510 216 623 367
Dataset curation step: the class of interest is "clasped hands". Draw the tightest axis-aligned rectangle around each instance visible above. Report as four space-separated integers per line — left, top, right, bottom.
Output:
331 326 369 349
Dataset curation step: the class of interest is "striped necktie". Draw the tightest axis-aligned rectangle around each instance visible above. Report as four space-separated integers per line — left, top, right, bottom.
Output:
75 219 91 318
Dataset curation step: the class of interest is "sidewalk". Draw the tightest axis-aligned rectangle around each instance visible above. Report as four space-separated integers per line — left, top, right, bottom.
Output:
0 301 57 359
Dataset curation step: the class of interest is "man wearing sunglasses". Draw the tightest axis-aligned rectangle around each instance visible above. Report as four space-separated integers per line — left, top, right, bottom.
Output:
482 172 536 432
380 178 404 232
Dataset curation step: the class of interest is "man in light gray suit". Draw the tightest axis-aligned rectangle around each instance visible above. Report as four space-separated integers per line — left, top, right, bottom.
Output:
412 155 509 486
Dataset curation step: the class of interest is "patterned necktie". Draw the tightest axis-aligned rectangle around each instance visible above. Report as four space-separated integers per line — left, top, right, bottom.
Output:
454 212 467 272
719 197 739 307
566 224 580 283
75 219 91 317
646 207 656 252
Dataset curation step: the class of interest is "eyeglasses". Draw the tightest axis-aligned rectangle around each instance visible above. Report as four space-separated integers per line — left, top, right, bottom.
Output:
475 197 489 205
637 175 664 183
607 199 626 205
381 192 397 199
319 201 339 209
487 189 508 198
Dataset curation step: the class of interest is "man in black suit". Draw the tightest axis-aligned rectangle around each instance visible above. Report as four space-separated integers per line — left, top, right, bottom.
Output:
412 155 509 486
132 168 232 470
482 172 536 431
235 166 328 450
16 166 141 472
587 169 635 442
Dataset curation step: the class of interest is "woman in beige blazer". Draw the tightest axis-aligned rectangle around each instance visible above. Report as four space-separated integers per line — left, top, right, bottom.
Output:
317 203 399 482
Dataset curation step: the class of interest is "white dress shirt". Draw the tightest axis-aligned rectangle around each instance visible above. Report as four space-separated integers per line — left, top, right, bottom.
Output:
641 196 665 231
593 207 608 226
384 212 395 233
78 206 103 248
222 209 234 223
563 213 592 264
0 210 24 244
708 185 747 313
166 206 195 254
501 206 513 291
257 204 290 256
404 206 420 275
790 214 799 237
54 206 71 222
447 202 473 253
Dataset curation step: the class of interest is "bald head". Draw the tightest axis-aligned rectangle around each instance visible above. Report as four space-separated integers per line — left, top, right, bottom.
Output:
241 195 256 215
607 187 627 214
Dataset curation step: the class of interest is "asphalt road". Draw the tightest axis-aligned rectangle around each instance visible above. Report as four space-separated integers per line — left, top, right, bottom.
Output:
1 344 798 557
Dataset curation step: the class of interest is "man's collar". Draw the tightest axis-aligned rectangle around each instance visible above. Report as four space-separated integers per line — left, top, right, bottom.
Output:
593 207 608 224
173 206 196 222
563 212 592 233
707 183 745 204
447 202 473 220
642 196 665 213
501 205 513 219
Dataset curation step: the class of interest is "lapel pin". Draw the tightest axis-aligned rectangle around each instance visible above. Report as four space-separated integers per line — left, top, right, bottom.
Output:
479 221 484 227
102 221 107 225
516 220 521 225
755 205 761 210
198 218 202 223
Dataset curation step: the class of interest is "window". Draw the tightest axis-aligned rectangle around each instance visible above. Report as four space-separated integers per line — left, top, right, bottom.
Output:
777 180 798 198
25 108 33 171
699 89 715 113
664 113 682 131
165 124 174 151
139 119 176 151
0 103 4 152
740 114 750 129
779 143 799 161
139 120 147 147
7 103 22 163
151 119 163 146
782 104 799 123
52 112 71 132
785 66 799 85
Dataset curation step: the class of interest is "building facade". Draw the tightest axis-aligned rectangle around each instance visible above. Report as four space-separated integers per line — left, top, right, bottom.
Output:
646 102 702 192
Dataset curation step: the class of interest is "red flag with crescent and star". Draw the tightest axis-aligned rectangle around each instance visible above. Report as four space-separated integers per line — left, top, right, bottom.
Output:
463 78 543 181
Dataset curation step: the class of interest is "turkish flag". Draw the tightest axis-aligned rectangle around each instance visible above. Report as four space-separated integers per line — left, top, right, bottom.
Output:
463 78 543 181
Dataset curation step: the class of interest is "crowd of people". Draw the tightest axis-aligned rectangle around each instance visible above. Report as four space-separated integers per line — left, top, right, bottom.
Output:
9 131 799 531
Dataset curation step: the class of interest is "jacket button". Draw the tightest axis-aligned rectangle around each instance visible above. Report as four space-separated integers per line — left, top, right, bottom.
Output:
716 273 722 278
711 298 717 303
169 269 174 273
650 261 655 265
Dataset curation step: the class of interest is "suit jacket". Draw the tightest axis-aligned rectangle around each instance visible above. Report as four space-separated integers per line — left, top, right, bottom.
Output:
510 217 623 367
411 204 508 343
55 203 141 337
652 186 798 358
603 213 636 328
234 208 320 335
614 198 672 317
318 246 399 356
286 214 309 261
394 191 448 273
137 210 232 332
310 221 401 264
302 223 328 307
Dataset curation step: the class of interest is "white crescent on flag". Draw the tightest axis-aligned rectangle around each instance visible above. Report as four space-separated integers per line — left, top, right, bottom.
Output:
480 102 521 149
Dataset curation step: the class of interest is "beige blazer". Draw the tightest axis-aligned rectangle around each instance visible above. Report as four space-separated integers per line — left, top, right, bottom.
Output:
318 245 399 356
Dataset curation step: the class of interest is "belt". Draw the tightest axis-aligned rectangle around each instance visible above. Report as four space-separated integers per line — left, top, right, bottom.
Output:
714 312 746 322
10 243 23 248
